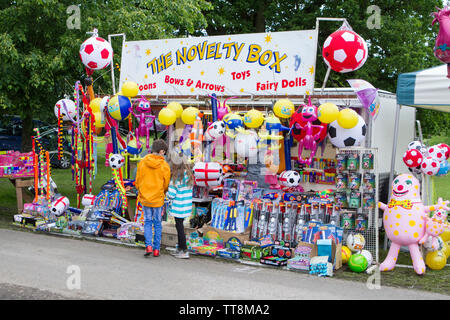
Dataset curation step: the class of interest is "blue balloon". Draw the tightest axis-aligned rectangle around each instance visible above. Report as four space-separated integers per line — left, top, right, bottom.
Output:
436 160 449 176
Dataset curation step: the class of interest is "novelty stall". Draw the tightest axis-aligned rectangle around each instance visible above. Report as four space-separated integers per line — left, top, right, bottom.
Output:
12 14 449 278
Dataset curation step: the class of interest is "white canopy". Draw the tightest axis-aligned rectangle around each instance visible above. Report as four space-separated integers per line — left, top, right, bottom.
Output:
397 64 450 112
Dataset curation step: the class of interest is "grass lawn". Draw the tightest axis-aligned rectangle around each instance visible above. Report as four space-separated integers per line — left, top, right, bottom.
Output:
0 138 449 296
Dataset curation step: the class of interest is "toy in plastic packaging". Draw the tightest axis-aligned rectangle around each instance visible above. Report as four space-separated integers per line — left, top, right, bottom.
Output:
335 192 348 208
346 152 360 171
222 179 240 201
341 212 355 229
349 172 361 190
349 191 361 209
355 214 368 231
361 152 374 170
363 173 375 192
267 203 279 241
256 202 270 239
81 220 103 236
362 192 375 209
238 180 257 202
335 173 348 190
336 153 347 171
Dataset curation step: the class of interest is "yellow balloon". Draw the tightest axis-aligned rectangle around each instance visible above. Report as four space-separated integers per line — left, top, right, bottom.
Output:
341 245 352 264
318 103 339 124
273 99 295 119
89 98 102 113
425 250 447 270
442 241 450 258
244 109 264 128
121 81 139 97
93 111 105 128
181 107 200 125
337 108 359 129
167 102 183 118
440 229 450 242
158 108 177 126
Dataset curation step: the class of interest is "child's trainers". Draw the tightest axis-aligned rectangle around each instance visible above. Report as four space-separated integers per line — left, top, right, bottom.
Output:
169 248 183 256
175 251 189 259
144 246 153 257
153 249 160 257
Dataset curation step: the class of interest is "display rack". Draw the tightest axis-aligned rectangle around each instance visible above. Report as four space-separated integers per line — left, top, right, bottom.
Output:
335 147 379 264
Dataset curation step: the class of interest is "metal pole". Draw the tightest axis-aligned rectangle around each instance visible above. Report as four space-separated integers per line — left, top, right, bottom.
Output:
384 103 401 250
108 33 126 96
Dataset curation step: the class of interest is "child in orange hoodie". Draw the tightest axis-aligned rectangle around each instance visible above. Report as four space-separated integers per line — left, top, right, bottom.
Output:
135 139 171 257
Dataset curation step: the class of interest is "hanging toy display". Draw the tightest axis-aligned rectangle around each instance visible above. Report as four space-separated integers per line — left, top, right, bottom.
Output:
289 97 325 166
128 97 156 150
54 99 77 161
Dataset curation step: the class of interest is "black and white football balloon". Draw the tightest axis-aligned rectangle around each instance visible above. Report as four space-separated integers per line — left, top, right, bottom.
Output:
407 140 427 155
328 114 366 148
205 121 226 141
279 170 300 187
109 153 125 169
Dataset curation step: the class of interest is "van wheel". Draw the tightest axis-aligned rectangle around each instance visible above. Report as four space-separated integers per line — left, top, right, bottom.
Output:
59 153 71 169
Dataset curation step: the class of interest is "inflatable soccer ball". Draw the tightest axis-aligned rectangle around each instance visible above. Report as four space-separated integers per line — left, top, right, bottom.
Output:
421 156 440 176
109 153 125 169
322 30 368 73
54 99 76 121
402 149 423 168
327 114 367 148
80 36 113 70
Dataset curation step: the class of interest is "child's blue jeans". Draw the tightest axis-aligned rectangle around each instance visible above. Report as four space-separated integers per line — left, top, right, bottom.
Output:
143 206 163 250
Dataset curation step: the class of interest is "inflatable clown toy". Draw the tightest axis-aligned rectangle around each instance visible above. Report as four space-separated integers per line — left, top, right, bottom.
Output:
378 174 450 275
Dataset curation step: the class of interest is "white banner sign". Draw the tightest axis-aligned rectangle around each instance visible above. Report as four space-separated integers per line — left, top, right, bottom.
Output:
119 30 318 96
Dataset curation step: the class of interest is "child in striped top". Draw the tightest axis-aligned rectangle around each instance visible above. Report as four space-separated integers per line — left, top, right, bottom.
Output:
166 161 194 259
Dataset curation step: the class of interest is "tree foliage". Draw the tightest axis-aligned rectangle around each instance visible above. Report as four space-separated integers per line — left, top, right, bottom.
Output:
0 0 211 151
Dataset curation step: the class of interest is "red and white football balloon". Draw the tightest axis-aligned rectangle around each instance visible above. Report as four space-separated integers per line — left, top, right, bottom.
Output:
438 143 450 159
421 156 440 176
427 145 447 162
402 149 423 168
80 36 113 70
322 30 368 73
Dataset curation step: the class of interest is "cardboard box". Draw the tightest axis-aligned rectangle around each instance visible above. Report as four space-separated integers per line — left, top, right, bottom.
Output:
290 240 342 271
199 222 250 244
161 221 196 247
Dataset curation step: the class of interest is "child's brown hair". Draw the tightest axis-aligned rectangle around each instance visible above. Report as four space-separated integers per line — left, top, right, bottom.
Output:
151 139 168 154
169 160 194 186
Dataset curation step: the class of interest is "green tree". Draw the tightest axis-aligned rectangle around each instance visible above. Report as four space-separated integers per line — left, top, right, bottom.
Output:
202 0 449 137
0 0 211 152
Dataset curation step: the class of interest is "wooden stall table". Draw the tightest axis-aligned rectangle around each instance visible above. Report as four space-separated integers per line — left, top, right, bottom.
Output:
4 176 34 213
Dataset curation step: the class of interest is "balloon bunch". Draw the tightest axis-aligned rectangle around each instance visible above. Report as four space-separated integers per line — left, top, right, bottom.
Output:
403 141 450 176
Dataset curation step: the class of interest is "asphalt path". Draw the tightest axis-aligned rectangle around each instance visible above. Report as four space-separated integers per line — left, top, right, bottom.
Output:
0 229 448 301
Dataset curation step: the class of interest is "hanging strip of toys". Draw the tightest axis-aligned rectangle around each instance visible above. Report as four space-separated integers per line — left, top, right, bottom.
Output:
57 104 64 160
112 168 128 216
33 128 51 205
32 138 38 202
